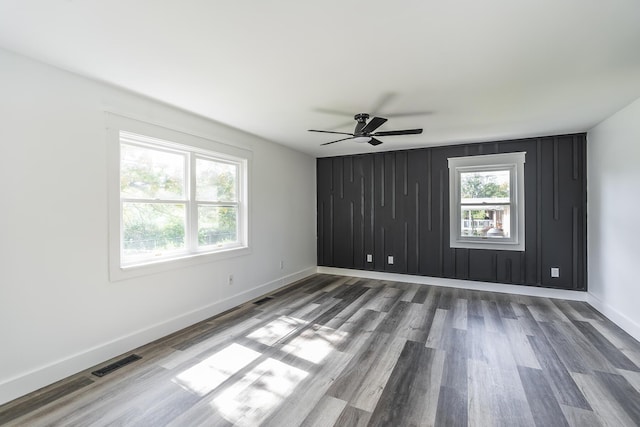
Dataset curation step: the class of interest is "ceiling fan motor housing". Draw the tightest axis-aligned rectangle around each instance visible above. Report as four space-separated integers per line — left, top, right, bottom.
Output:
354 113 370 122
354 113 369 134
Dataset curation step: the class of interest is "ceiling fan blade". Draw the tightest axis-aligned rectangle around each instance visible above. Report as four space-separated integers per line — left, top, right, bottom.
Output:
313 107 355 117
368 138 384 146
330 119 357 130
372 128 423 137
361 116 388 134
308 129 355 136
383 111 433 118
370 93 396 115
320 136 355 146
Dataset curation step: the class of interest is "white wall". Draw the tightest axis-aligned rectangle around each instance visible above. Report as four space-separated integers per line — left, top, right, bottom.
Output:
0 48 317 404
587 96 640 342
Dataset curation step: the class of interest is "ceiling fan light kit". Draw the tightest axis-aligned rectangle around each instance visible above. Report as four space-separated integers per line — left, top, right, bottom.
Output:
309 112 423 146
351 136 372 143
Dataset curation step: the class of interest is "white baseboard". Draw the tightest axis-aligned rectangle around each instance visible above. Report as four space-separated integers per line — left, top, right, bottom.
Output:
317 267 588 301
0 267 316 406
586 293 640 343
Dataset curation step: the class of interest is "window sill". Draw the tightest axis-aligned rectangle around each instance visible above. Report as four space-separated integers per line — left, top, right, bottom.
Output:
110 246 251 282
451 239 524 251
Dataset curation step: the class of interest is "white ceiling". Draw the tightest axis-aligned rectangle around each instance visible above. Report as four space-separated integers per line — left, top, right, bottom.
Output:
1 1 640 157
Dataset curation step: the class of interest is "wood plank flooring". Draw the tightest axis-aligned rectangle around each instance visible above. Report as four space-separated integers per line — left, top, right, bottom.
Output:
2 274 640 426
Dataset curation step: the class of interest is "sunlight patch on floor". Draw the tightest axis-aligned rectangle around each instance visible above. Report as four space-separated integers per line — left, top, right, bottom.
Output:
246 316 308 346
172 343 261 396
282 324 347 364
211 357 309 426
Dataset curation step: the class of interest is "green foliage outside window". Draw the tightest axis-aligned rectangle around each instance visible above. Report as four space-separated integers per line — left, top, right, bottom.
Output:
461 172 509 199
123 203 185 252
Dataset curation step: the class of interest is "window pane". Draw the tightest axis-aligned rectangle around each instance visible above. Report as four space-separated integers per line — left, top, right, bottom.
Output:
121 144 185 200
460 170 510 202
122 203 186 257
198 206 237 246
460 205 511 238
196 159 237 202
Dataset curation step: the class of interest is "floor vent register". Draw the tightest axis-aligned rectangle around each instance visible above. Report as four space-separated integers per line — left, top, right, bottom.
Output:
91 354 142 377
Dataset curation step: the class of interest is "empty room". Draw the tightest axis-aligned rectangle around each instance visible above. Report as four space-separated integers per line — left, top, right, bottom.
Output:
1 1 640 426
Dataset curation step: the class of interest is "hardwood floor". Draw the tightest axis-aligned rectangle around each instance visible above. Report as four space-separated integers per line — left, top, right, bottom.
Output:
2 274 640 426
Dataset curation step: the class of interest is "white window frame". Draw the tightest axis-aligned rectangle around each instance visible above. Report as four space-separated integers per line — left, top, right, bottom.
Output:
448 152 526 251
107 113 251 281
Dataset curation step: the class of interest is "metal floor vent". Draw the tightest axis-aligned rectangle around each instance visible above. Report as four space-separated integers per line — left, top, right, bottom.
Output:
91 354 142 377
253 296 275 305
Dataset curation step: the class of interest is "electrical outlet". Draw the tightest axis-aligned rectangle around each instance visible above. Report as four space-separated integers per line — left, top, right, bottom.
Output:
366 254 373 263
228 274 234 285
280 260 284 270
387 256 394 265
551 268 560 278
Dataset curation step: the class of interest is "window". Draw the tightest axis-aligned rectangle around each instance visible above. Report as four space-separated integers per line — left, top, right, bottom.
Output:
448 152 525 251
107 114 250 279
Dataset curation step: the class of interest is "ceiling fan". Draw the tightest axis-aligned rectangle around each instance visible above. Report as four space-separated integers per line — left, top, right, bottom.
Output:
309 113 423 146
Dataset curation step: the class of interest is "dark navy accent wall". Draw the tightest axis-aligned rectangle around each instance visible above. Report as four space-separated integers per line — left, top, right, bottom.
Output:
317 133 587 291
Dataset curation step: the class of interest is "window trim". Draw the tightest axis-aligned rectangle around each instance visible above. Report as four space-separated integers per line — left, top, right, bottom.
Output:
107 113 252 281
448 152 526 251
